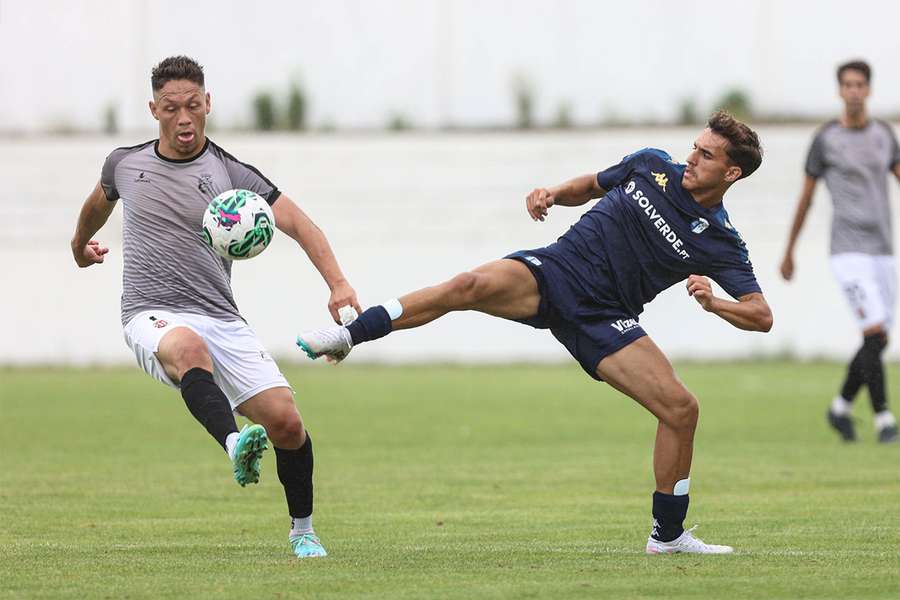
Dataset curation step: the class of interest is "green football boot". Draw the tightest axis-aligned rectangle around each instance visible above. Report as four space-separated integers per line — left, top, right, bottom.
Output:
232 424 268 487
289 533 328 558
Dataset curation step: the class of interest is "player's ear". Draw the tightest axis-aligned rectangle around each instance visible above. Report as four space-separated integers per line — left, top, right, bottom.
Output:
205 91 212 115
149 100 159 121
724 165 742 183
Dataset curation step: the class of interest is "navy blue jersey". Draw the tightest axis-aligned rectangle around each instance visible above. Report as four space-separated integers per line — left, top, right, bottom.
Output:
548 148 761 317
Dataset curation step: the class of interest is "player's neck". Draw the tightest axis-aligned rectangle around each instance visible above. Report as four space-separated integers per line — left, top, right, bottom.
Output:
688 187 725 210
841 109 868 129
157 136 208 161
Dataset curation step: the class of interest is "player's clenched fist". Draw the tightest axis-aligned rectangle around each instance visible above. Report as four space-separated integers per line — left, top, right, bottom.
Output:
686 274 716 311
526 188 555 222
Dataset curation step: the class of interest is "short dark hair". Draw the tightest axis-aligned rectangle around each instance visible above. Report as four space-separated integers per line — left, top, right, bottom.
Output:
151 56 205 92
837 60 871 84
707 111 762 180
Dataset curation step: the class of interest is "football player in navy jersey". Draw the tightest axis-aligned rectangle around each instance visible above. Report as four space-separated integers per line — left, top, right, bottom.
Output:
298 111 772 554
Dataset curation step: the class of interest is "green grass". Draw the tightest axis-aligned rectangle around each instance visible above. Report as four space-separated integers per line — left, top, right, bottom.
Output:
2 362 899 599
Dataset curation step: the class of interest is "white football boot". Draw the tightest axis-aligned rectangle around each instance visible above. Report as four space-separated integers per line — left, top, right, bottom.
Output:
296 326 353 363
645 525 734 555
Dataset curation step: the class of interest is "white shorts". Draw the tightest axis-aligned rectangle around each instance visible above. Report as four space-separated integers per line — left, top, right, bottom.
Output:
829 253 896 330
123 310 291 410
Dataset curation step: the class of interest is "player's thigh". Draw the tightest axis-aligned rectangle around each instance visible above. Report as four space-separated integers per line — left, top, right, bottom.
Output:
595 336 696 424
123 310 208 386
831 253 889 331
875 255 896 330
202 318 293 411
156 325 214 381
465 258 541 320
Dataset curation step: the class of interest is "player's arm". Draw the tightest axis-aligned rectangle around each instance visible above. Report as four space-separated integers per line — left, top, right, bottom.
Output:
71 181 114 268
271 194 361 323
526 174 607 222
686 275 773 332
891 162 900 183
779 175 817 281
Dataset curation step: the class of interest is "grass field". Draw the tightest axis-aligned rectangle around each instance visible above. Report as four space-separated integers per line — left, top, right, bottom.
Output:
2 362 899 599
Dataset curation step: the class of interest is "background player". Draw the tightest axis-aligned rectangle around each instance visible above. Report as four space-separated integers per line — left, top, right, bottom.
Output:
70 56 361 558
298 111 772 554
780 60 900 443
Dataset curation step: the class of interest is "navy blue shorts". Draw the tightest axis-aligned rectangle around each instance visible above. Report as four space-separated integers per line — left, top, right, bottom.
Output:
505 249 647 381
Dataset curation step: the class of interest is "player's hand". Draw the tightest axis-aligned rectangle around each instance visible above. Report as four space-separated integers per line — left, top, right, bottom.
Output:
779 254 795 281
328 279 362 325
526 188 555 222
686 274 716 312
73 240 109 268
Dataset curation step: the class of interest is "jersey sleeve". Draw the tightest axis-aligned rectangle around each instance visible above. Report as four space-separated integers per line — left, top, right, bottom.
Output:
100 148 131 201
804 130 827 178
887 123 900 169
211 142 281 205
596 148 672 191
710 259 762 299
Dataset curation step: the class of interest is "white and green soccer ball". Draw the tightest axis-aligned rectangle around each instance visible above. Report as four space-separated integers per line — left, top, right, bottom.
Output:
202 189 275 260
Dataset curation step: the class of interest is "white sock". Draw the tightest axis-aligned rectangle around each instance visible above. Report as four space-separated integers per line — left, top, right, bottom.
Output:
290 516 314 536
831 396 852 417
874 411 897 431
225 432 240 461
382 298 403 320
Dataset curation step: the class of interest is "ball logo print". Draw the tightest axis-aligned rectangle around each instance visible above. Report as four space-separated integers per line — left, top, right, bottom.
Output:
201 189 275 260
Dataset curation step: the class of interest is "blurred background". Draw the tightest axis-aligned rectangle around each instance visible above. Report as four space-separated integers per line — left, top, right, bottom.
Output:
4 0 900 365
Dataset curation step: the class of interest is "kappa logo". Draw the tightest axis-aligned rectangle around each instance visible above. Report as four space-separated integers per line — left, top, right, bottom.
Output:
690 217 709 234
610 318 639 334
651 171 668 192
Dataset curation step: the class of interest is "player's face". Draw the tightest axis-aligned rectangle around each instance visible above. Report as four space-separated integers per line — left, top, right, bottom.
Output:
149 80 211 158
682 129 742 191
838 70 869 112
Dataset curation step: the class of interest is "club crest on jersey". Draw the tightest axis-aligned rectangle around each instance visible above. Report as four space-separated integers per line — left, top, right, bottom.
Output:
198 173 214 194
691 218 709 234
651 171 668 192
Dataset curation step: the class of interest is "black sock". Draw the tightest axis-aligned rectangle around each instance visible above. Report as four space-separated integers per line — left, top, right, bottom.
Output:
839 346 866 403
346 305 393 346
859 333 888 413
179 367 239 451
275 433 314 518
651 491 689 542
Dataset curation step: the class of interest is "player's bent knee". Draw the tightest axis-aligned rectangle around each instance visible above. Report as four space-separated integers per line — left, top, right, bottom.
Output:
660 388 699 432
267 409 304 448
449 271 495 308
158 328 213 381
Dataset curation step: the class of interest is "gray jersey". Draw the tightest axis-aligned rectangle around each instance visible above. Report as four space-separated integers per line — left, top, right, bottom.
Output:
100 139 280 326
805 120 900 255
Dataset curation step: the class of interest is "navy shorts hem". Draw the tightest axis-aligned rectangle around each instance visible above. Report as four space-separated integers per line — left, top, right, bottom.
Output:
504 249 648 382
575 327 648 381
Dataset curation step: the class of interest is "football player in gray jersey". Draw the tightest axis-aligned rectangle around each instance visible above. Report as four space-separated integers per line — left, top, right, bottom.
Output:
70 56 361 558
781 60 900 443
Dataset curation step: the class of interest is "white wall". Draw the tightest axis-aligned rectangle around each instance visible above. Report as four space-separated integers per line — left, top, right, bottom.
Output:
4 126 895 365
3 0 900 132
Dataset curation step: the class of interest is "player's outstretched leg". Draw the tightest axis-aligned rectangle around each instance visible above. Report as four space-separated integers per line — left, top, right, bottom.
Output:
239 388 326 558
597 337 733 555
297 259 541 362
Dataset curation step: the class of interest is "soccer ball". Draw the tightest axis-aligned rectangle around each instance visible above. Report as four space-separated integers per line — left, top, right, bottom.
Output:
202 189 275 260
